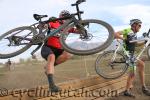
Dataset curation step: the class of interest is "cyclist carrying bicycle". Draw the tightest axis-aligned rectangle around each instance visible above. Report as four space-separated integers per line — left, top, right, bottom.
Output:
41 10 78 92
115 19 150 97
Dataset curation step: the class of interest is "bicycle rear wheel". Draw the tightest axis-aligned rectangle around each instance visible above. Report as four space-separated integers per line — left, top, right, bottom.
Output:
60 19 114 55
0 26 37 59
95 50 128 79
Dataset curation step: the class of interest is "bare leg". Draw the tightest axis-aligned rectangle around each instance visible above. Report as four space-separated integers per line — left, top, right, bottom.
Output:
46 54 55 74
137 59 145 87
126 74 135 91
124 68 136 97
55 51 73 65
44 54 61 92
137 59 150 96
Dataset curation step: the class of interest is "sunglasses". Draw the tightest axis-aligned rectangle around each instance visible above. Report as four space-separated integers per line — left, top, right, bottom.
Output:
137 24 141 27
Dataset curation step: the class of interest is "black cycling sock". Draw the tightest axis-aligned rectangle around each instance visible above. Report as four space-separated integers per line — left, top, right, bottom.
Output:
47 74 55 87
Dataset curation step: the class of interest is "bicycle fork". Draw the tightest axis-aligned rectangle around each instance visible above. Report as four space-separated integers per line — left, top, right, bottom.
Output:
109 46 120 69
111 44 120 62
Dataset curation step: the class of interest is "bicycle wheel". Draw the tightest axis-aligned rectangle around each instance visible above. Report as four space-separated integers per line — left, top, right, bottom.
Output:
95 50 128 79
60 19 114 55
147 46 150 59
0 26 37 59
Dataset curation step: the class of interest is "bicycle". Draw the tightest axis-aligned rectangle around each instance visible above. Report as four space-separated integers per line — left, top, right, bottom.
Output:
0 0 114 59
95 29 150 79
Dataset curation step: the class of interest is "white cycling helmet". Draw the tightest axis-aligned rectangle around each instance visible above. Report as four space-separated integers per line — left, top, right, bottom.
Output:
59 10 70 18
130 19 142 26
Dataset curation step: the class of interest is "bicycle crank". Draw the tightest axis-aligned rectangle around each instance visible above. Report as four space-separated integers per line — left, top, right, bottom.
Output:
31 34 45 44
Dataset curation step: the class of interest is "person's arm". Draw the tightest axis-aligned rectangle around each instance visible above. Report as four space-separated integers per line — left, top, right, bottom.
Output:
136 41 145 46
115 31 125 40
68 28 81 33
68 28 77 33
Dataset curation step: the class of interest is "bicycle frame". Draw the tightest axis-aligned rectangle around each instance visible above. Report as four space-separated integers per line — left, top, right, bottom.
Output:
32 18 74 36
29 16 82 56
111 40 129 62
33 0 86 40
0 0 115 58
113 33 150 62
30 0 86 38
46 18 77 38
29 0 86 55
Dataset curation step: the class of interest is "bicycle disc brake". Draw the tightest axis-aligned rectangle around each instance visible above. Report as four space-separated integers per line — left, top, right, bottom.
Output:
80 33 93 41
79 22 92 41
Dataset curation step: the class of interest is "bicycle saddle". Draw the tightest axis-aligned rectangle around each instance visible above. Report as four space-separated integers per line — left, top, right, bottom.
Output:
33 14 48 21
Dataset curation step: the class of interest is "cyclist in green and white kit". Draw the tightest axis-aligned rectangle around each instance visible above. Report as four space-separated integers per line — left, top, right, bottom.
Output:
115 19 150 97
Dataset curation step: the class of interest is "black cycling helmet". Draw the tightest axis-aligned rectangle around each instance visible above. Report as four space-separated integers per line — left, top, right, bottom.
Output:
130 19 142 26
59 10 70 18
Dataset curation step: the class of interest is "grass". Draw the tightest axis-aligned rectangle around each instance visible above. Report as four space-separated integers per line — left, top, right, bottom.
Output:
0 55 98 89
0 66 9 74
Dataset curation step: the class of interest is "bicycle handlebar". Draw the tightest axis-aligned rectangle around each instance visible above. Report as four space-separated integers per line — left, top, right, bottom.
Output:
71 0 86 6
142 29 150 38
130 28 150 43
35 11 83 24
77 0 86 4
34 0 85 23
129 38 149 43
129 40 142 43
44 11 84 23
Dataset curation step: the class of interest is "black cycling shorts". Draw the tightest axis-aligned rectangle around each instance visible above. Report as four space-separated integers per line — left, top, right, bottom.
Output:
41 45 64 61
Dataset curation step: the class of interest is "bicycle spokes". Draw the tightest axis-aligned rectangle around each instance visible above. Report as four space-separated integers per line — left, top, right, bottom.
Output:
62 22 110 51
0 27 34 56
95 51 128 79
80 33 93 41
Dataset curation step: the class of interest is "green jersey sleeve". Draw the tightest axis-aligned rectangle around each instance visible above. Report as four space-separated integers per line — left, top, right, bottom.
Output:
121 28 132 39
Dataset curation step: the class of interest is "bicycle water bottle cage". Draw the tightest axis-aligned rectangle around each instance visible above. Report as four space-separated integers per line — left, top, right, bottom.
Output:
33 14 48 21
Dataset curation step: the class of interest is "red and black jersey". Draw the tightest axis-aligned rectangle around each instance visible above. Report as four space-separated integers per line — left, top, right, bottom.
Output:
46 21 77 49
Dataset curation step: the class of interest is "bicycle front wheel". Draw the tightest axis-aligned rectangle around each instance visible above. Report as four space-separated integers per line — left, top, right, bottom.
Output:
60 19 114 55
95 50 128 79
0 26 37 59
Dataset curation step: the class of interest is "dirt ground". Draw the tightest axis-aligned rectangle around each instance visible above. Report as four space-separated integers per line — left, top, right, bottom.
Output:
0 56 97 89
0 55 150 100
